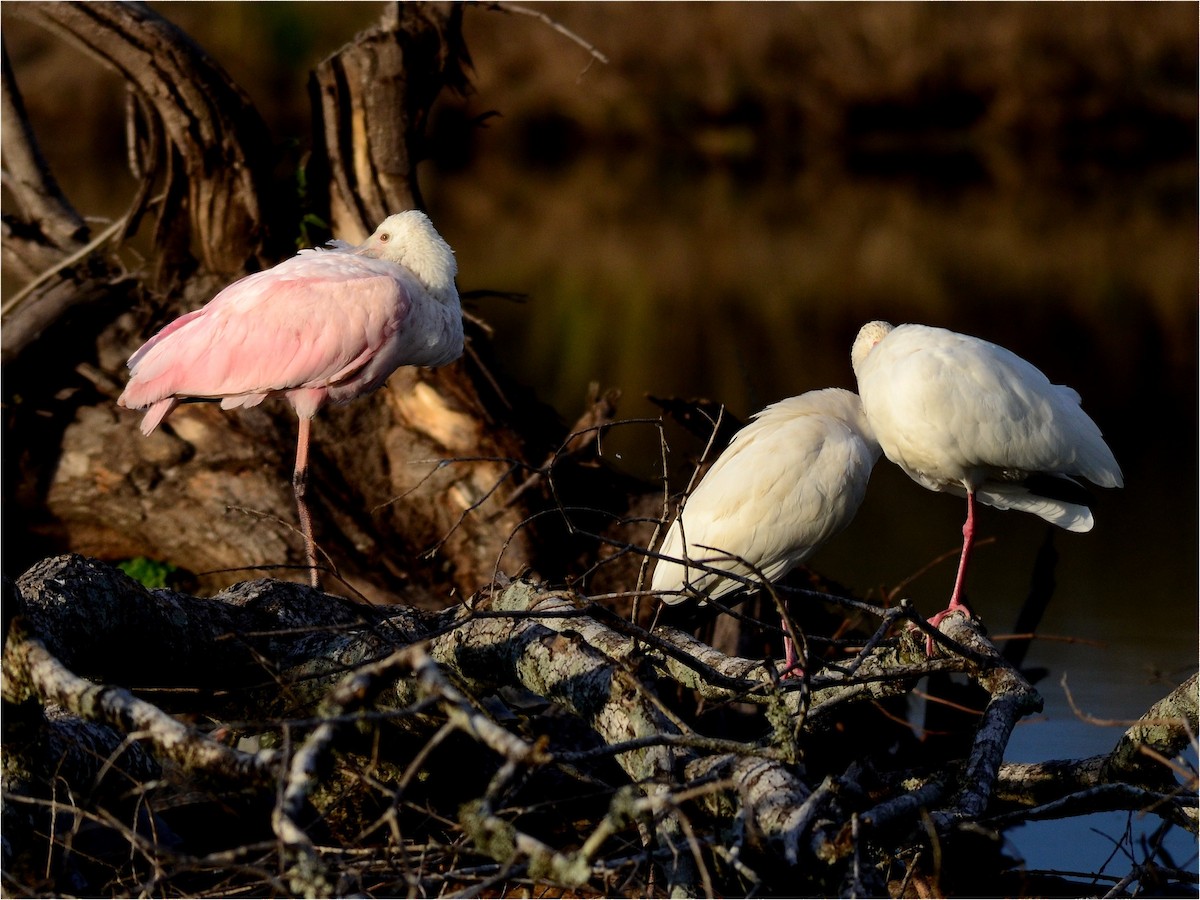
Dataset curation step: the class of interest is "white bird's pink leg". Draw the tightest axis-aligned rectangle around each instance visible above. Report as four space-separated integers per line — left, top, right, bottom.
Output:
782 628 801 681
293 417 320 589
927 488 976 652
781 616 804 679
946 488 977 615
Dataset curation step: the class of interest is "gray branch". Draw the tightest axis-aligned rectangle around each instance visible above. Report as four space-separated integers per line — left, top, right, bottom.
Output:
7 553 1195 897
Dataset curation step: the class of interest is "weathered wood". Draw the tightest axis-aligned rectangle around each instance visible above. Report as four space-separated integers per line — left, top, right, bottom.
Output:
312 2 471 240
7 555 1192 897
1104 671 1198 784
11 0 274 280
3 617 279 785
1 38 135 365
0 43 87 277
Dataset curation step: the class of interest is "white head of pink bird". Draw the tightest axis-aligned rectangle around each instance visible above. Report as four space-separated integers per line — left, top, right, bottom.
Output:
118 209 464 588
851 320 1123 643
349 211 459 306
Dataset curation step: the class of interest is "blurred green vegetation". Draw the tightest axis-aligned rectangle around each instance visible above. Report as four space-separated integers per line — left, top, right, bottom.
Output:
116 556 180 590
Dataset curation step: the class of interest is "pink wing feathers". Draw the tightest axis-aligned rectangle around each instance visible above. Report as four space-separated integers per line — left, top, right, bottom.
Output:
118 253 414 433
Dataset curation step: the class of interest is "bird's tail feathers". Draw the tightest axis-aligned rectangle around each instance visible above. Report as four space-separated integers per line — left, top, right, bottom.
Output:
137 399 178 436
1063 407 1124 489
976 480 1095 532
1080 453 1123 490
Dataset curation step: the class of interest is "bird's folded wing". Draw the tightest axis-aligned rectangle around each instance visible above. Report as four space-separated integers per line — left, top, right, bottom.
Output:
122 269 412 407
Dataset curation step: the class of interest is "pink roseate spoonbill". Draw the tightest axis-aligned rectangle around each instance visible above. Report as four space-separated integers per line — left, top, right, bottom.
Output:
850 320 1123 648
117 211 464 588
650 388 882 674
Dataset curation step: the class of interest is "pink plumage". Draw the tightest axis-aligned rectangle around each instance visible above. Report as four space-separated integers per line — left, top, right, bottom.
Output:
118 211 464 587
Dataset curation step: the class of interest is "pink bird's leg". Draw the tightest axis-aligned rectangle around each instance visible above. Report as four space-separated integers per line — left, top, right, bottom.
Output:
293 416 320 589
926 489 977 653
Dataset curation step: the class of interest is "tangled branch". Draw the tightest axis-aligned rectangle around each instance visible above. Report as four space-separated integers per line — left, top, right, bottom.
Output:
3 555 1194 896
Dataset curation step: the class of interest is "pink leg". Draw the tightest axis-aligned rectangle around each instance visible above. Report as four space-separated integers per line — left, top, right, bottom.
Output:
293 417 320 589
781 614 803 679
927 489 976 652
946 488 976 615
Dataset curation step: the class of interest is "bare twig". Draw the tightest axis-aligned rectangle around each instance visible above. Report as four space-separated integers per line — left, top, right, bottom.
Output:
484 2 610 68
3 617 278 784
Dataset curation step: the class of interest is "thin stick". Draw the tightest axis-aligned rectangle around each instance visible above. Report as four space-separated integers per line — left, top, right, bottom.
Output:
489 2 610 67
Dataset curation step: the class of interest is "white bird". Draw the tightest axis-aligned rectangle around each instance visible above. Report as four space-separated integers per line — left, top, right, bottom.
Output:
851 320 1123 642
650 388 882 672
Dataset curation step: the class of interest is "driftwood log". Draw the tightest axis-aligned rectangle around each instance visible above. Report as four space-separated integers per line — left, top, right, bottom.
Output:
3 555 1196 896
2 3 1196 897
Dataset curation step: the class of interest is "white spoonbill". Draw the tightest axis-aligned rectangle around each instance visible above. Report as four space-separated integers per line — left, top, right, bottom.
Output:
650 388 882 672
850 320 1123 641
118 211 464 588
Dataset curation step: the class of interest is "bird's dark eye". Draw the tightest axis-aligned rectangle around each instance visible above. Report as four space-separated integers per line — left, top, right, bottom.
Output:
379 233 390 243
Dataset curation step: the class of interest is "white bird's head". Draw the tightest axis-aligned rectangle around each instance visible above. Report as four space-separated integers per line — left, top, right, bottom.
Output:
851 320 894 377
358 210 458 303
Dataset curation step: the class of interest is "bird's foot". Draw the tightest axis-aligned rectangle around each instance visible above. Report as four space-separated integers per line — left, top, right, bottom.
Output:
923 602 972 656
781 633 805 679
